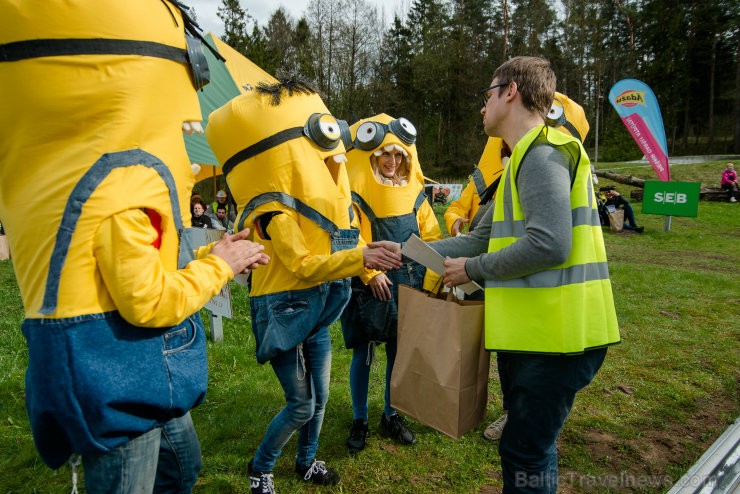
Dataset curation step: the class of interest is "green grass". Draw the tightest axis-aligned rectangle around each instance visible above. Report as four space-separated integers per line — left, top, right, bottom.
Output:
0 160 738 493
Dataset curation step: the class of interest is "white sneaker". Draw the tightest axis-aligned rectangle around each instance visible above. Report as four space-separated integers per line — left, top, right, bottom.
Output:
730 196 737 202
483 412 508 441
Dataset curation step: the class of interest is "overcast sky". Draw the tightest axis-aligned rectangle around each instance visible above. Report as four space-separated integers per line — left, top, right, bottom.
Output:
186 0 409 37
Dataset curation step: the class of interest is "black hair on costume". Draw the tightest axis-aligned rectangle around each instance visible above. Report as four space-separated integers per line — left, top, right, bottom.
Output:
256 78 317 106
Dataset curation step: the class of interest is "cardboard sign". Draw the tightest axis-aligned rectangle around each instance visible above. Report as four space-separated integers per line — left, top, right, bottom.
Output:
183 228 233 318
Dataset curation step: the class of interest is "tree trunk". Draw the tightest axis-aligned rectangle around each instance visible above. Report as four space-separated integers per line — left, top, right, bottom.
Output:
594 170 645 188
501 0 508 63
734 29 740 153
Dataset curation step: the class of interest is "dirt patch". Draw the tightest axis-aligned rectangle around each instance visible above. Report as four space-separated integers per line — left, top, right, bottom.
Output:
478 390 737 493
560 390 738 493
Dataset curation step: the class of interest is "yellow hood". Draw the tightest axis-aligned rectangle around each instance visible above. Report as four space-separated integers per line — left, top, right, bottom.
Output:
207 83 352 233
346 113 426 217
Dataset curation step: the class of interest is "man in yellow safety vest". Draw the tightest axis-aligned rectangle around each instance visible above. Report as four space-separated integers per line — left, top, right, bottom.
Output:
442 56 620 493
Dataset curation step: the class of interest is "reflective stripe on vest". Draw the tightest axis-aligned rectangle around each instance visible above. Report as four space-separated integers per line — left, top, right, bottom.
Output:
484 126 620 354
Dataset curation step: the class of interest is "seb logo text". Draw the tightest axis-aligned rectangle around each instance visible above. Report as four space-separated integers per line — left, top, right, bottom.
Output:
653 191 688 204
643 181 700 217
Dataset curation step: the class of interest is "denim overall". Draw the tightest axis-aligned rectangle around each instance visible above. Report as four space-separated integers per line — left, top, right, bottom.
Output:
343 189 427 420
21 149 208 470
341 189 427 348
246 197 357 473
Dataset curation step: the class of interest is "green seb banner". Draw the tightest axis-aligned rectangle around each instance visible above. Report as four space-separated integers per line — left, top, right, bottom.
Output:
642 181 700 217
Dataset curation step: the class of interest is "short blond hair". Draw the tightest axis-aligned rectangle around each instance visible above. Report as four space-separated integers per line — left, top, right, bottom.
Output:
493 56 556 116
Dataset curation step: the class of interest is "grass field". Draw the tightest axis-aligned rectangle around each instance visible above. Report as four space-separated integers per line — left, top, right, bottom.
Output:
0 160 738 493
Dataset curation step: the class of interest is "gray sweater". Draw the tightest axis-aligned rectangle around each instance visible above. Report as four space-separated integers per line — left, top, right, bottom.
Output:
429 144 574 284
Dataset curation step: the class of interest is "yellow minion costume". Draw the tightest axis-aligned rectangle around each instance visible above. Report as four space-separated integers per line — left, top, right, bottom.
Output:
206 79 373 480
444 91 590 234
340 114 441 445
207 82 368 307
0 0 232 480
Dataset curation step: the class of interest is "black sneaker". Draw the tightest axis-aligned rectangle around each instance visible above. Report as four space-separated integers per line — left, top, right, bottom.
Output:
636 226 644 233
295 460 340 485
248 459 276 494
347 419 369 454
380 413 416 445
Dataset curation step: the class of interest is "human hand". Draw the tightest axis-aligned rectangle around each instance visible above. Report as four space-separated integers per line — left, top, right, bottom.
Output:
363 244 402 271
443 256 471 287
369 273 393 301
450 218 470 236
210 228 270 275
368 240 401 257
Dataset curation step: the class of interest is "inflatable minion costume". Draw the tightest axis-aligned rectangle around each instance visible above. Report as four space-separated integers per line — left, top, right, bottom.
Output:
0 1 267 491
206 81 399 490
340 114 442 452
444 92 589 236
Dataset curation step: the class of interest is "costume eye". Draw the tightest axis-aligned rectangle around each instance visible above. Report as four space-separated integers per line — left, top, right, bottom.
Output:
356 122 378 143
318 114 341 141
304 113 341 149
354 121 385 150
389 117 416 144
546 99 566 127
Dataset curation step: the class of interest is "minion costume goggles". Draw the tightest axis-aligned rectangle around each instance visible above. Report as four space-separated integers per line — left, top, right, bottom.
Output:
546 96 584 142
351 117 417 150
222 111 351 176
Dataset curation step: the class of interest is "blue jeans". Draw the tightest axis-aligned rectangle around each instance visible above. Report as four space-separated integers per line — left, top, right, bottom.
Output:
252 327 332 472
83 413 201 494
497 348 607 494
350 338 398 420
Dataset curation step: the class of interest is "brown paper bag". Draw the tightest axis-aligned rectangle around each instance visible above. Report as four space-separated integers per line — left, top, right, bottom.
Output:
0 235 9 261
608 209 624 232
390 285 489 439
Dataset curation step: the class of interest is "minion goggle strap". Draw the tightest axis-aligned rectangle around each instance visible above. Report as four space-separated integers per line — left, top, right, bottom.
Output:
545 98 582 142
353 118 417 151
222 114 351 176
0 35 213 91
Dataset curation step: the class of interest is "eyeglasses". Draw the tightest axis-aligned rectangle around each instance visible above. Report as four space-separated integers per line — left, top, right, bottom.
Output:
480 82 510 105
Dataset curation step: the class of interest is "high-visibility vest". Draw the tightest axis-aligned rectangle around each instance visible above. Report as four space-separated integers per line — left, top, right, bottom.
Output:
485 126 620 354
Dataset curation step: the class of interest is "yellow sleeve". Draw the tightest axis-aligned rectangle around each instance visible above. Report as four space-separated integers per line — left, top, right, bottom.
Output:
267 212 365 283
352 203 382 285
418 201 442 243
193 241 217 259
94 209 234 328
416 201 443 291
443 181 477 233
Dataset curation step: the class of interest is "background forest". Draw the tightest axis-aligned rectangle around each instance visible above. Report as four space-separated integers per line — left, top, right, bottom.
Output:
210 0 740 177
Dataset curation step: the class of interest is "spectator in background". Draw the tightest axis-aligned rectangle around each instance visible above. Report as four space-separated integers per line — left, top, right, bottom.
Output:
721 162 738 202
191 199 213 229
602 186 644 233
211 189 236 221
211 204 234 232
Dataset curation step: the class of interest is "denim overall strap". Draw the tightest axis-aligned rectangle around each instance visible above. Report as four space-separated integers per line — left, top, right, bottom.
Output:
471 167 487 197
350 191 377 222
237 191 340 236
40 149 184 315
238 191 357 253
412 189 428 211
